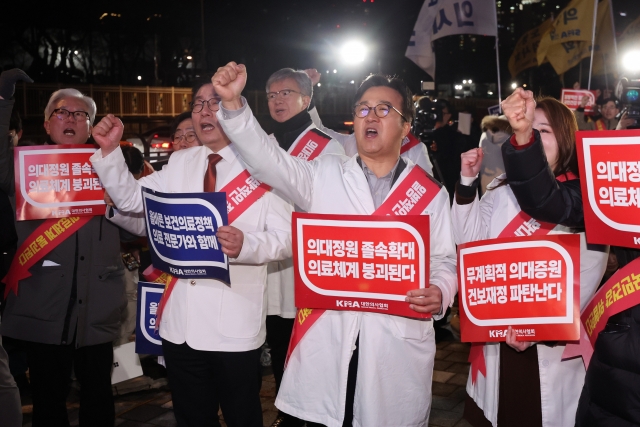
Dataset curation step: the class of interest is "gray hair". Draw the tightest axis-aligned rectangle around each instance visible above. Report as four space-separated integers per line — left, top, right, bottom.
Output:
266 68 313 98
44 88 97 124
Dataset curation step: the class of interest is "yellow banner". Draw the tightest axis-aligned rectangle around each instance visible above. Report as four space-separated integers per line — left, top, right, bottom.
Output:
537 0 596 66
508 19 553 78
538 0 615 76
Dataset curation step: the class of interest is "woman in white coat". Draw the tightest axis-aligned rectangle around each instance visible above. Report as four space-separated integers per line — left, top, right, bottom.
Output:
452 89 608 427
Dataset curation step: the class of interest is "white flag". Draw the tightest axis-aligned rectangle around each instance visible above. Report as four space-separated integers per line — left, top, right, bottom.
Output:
406 3 438 79
406 0 498 79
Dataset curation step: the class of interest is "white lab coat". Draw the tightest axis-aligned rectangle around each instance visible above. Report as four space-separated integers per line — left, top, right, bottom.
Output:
218 103 458 427
451 177 608 427
308 106 434 176
267 124 344 318
90 144 293 352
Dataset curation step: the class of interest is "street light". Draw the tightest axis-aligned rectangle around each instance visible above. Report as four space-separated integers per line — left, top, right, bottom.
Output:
622 50 640 72
138 76 142 81
340 41 367 65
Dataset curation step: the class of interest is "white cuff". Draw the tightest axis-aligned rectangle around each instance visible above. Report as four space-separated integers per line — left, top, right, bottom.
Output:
460 173 478 186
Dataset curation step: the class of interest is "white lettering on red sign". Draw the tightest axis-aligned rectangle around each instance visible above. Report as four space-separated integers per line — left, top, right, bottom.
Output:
595 161 640 207
392 181 427 215
228 176 262 206
295 140 318 161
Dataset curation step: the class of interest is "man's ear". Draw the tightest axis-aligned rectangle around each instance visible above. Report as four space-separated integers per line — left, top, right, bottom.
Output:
44 120 50 135
401 119 411 139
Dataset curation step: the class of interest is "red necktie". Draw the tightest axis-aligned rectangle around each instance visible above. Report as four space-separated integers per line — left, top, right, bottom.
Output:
203 154 222 192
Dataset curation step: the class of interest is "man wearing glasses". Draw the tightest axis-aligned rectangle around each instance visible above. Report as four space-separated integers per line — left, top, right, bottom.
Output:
212 63 457 427
89 78 293 427
170 111 202 151
1 88 126 427
575 97 621 131
261 68 343 427
303 68 434 177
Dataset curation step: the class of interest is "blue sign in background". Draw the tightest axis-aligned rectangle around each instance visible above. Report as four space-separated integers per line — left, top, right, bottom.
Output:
142 187 230 282
135 281 164 356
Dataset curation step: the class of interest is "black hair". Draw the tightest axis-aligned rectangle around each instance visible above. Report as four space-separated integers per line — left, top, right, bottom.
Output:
601 97 620 109
191 75 214 98
121 145 144 175
354 74 415 123
171 111 193 136
10 109 22 133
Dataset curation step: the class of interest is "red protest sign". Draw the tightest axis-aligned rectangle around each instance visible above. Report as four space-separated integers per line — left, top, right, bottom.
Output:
458 234 581 342
576 130 640 248
561 89 598 113
14 145 106 221
293 213 430 319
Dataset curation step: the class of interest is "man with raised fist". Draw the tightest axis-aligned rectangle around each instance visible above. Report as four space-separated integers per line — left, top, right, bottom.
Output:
89 83 293 426
211 62 457 427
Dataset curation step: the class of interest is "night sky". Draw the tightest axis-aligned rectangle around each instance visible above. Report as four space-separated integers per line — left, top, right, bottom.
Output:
1 0 640 96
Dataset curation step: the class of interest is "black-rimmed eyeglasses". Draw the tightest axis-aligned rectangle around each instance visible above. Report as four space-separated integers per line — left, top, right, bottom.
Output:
49 108 90 122
353 103 408 122
191 98 221 113
172 132 198 144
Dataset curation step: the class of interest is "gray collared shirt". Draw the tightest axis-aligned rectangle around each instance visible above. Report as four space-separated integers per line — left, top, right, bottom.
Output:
357 157 406 209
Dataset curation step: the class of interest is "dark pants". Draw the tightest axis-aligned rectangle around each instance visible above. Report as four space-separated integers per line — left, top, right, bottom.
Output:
307 336 359 427
266 315 305 426
0 342 21 427
24 339 115 427
162 339 263 427
266 315 294 393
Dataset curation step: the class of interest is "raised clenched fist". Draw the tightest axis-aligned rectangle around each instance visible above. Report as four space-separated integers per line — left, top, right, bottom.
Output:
304 69 321 86
93 114 124 157
211 62 247 108
460 148 484 178
501 87 535 146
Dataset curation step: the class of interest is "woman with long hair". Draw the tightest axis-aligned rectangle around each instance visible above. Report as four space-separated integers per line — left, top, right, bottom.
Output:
452 88 608 427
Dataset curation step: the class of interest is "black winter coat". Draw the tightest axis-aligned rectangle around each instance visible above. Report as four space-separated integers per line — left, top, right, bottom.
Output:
575 304 640 426
502 129 584 229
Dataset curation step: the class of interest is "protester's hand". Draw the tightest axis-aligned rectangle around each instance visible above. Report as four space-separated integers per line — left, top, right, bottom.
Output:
406 285 442 315
93 114 124 157
0 68 33 100
104 190 116 207
579 95 590 109
212 62 247 110
501 88 535 146
461 148 484 178
617 111 636 130
217 225 244 258
304 68 321 86
505 326 533 352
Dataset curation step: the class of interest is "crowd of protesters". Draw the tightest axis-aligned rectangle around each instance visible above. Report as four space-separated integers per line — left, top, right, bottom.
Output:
0 60 638 427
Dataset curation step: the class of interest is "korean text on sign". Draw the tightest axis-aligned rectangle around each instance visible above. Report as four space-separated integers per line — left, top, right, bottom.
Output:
148 210 218 250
